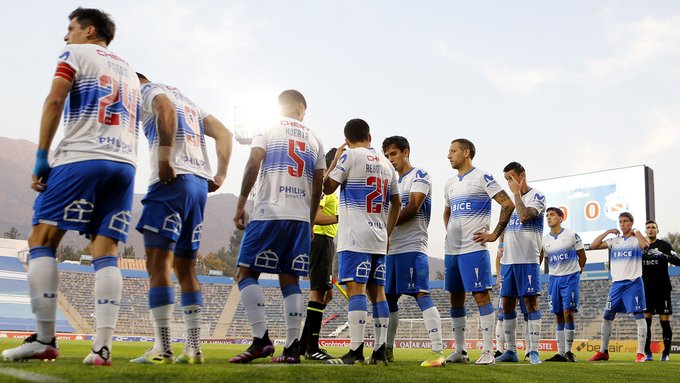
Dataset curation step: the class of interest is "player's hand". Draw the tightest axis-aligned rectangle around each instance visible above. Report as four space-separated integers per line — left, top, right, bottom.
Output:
473 230 497 243
335 143 347 160
159 161 176 184
208 173 226 193
497 247 504 258
507 174 521 195
608 228 620 236
31 175 47 192
233 207 248 230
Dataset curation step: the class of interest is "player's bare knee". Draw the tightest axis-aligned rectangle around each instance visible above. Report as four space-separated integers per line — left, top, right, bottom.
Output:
28 224 64 248
449 291 466 307
472 290 491 306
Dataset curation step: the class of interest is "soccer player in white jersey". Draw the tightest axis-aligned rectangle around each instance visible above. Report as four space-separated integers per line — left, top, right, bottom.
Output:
496 162 546 365
129 74 233 365
324 119 401 365
230 90 325 364
541 207 586 363
381 136 444 367
443 139 515 366
1 8 140 366
588 212 649 363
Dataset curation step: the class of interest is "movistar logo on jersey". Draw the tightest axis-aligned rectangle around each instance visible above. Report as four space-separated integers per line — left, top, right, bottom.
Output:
416 170 428 178
59 51 70 60
483 174 494 183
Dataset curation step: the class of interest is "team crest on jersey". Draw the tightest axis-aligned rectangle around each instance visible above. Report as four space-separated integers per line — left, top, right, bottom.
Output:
109 211 132 234
255 250 278 269
63 199 94 223
162 213 182 235
356 261 371 279
292 253 310 272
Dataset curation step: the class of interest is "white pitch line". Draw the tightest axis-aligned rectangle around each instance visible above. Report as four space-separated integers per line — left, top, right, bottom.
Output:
0 367 67 383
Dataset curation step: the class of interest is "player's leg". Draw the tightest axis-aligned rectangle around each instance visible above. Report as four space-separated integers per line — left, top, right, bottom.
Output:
624 278 648 362
384 254 399 362
562 272 579 362
174 256 204 364
1 224 64 362
643 280 655 360
409 253 444 367
445 255 469 363
300 234 329 358
326 251 369 365
545 276 565 361
367 279 389 365
129 242 175 364
497 264 519 362
518 264 542 364
463 251 495 365
588 283 619 361
495 293 505 357
659 313 672 361
271 272 304 363
644 312 653 359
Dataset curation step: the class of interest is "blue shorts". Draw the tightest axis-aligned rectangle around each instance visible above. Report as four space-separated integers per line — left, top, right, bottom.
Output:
500 264 541 297
548 272 580 314
386 252 430 295
32 160 135 242
338 251 386 286
237 220 311 276
606 277 646 314
496 287 528 314
136 174 208 256
445 250 493 293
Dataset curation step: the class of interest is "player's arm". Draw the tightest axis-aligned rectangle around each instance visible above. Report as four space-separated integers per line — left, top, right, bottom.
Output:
539 248 544 267
443 206 450 229
473 190 515 243
310 169 324 227
396 192 425 226
152 93 178 184
666 246 680 266
507 175 539 223
577 249 587 273
387 193 402 239
315 210 338 225
495 245 503 286
32 77 72 192
323 143 346 195
633 229 649 250
233 147 265 230
590 229 619 250
203 114 233 192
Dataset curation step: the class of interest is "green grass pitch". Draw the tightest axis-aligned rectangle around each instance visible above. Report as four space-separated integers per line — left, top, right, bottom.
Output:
1 339 679 383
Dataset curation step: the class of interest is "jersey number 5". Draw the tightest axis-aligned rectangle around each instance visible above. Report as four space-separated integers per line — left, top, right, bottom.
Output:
288 139 306 177
366 177 389 213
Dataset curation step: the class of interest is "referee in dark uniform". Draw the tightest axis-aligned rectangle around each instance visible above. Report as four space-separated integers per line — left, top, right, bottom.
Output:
642 220 680 361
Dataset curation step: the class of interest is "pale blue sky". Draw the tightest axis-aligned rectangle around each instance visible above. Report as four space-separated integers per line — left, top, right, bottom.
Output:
2 1 679 259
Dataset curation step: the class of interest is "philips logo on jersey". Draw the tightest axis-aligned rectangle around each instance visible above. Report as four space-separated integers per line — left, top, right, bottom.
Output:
279 186 306 198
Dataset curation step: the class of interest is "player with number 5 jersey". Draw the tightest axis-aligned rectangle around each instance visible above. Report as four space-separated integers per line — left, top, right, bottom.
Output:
231 90 325 365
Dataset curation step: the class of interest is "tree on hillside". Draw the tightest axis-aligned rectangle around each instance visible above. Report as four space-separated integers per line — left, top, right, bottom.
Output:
3 226 21 239
434 270 445 280
199 229 244 277
664 232 680 252
57 245 80 262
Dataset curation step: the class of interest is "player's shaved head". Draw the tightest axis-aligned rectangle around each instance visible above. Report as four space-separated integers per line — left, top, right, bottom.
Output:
451 138 476 159
382 136 410 153
278 89 307 109
69 7 115 45
344 119 370 143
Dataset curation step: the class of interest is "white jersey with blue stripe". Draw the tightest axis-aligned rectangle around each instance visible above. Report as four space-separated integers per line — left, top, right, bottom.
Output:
542 228 584 276
389 166 431 255
250 117 325 222
329 147 400 255
502 188 546 265
140 83 213 184
444 167 504 255
606 235 643 282
52 44 140 167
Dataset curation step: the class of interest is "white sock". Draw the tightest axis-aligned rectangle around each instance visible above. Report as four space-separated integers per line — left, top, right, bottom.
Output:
504 316 518 352
183 304 202 351
565 328 575 353
636 318 647 354
373 315 389 351
422 307 443 352
557 329 565 355
28 257 58 343
151 304 173 353
240 283 267 339
523 319 529 347
93 265 122 351
452 316 467 353
283 292 303 348
601 319 612 351
387 311 399 348
480 312 495 353
349 310 367 351
528 318 541 353
496 319 505 352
